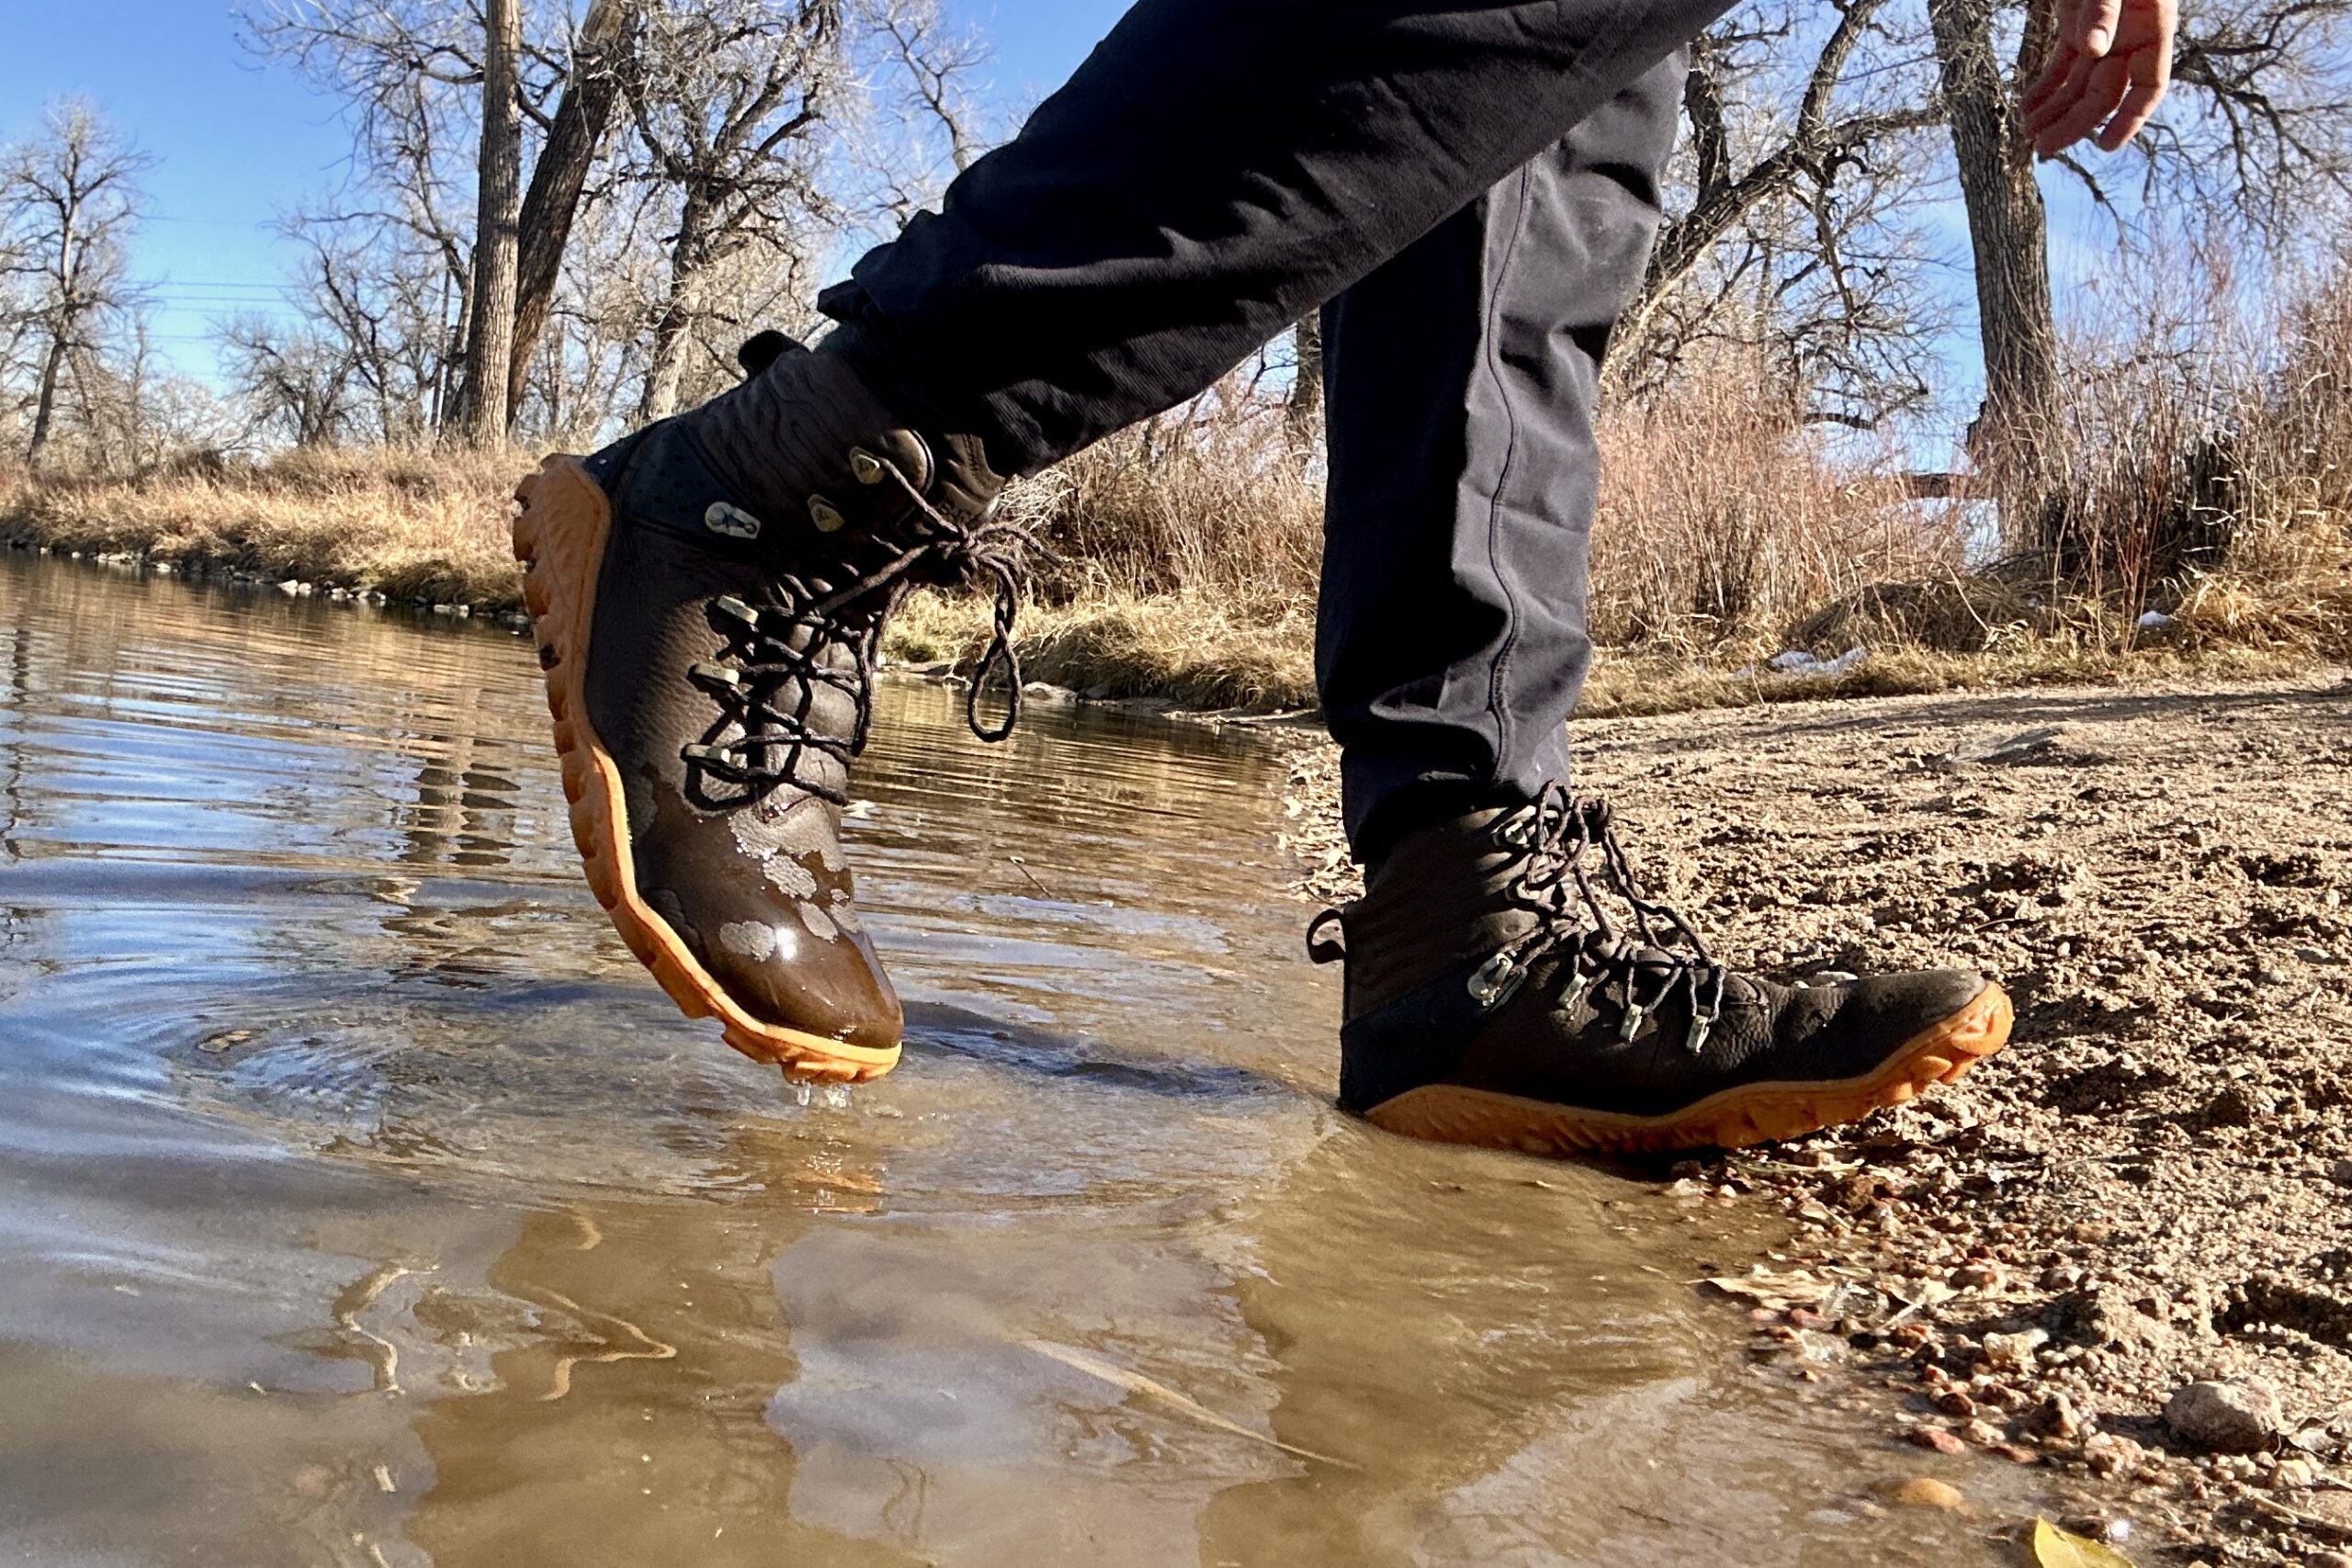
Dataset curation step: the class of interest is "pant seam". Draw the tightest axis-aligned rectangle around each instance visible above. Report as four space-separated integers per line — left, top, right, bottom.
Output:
1477 165 1536 787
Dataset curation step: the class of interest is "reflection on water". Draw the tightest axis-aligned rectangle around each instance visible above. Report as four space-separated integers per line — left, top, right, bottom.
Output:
0 551 2051 1565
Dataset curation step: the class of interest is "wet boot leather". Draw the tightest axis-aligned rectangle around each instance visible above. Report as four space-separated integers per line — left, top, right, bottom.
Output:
512 336 1020 1080
1310 790 2013 1154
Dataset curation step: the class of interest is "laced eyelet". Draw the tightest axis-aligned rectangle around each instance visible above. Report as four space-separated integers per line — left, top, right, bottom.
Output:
1478 787 1725 1052
1467 951 1521 1009
677 488 1041 803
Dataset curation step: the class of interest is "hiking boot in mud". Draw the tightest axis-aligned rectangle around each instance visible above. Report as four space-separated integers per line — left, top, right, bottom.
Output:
1307 788 2013 1154
510 333 1026 1080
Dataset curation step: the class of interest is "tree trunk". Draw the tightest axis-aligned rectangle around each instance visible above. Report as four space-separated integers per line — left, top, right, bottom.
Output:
638 302 694 423
505 0 634 430
638 203 709 424
25 333 66 469
1929 0 2063 531
452 0 524 447
1286 313 1324 448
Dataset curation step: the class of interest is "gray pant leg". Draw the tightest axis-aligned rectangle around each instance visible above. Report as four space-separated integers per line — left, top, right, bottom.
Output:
1316 56 1689 861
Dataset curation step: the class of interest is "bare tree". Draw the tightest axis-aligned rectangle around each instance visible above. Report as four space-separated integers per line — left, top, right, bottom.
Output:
447 0 525 445
861 0 984 173
0 101 153 469
239 0 571 440
839 0 994 232
1287 313 1324 446
507 0 639 428
1618 2 1949 431
1929 0 2063 491
219 312 364 446
620 0 848 421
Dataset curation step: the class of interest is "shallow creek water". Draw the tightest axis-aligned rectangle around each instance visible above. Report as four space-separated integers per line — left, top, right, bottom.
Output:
0 552 2066 1565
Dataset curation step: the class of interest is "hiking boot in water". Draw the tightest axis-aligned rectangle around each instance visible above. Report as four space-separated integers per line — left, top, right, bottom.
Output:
511 333 1025 1080
1308 788 2013 1154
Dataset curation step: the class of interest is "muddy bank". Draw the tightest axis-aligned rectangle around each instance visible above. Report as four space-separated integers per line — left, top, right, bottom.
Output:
1284 674 2352 1565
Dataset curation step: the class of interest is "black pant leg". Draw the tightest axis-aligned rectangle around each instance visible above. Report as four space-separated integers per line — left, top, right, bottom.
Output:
820 0 1732 477
1315 55 1689 862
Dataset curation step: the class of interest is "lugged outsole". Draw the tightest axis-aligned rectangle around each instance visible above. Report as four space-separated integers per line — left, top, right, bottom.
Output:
509 457 900 1084
1363 983 2014 1156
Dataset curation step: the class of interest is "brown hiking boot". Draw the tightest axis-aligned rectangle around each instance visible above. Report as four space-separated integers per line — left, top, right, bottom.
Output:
1308 788 2013 1154
511 334 1024 1080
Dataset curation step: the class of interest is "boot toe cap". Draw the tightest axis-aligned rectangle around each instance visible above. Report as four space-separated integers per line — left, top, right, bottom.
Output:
1797 966 1996 1077
645 877 903 1051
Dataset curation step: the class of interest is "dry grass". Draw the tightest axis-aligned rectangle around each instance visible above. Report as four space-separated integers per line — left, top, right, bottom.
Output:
1005 376 1325 609
888 589 1318 711
0 447 525 607
1588 355 1968 652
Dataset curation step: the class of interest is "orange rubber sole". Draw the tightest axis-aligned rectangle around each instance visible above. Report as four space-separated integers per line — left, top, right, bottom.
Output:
510 457 900 1083
1363 982 2013 1156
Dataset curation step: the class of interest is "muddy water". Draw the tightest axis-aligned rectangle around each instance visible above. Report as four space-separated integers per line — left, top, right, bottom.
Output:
0 552 2056 1565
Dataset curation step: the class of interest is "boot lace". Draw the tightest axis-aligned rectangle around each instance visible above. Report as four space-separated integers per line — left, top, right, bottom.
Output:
680 456 1039 806
1310 785 1728 1055
1481 787 1726 1054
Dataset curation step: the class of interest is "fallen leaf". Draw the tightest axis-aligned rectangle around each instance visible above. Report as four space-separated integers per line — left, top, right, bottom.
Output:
1025 1341 1359 1472
1884 1280 1957 1323
1696 1269 1834 1312
2031 1517 2136 1567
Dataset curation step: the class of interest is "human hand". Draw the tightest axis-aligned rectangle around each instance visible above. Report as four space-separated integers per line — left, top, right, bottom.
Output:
2019 0 2175 157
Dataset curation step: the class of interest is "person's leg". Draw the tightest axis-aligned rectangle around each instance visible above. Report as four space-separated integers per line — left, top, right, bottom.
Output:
1315 57 1688 865
517 0 2017 1141
803 0 1736 483
523 0 1744 1085
1289 61 2016 1158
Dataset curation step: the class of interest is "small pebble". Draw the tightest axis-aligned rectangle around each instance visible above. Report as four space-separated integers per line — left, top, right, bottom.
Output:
2165 1378 2285 1455
1877 1476 1966 1511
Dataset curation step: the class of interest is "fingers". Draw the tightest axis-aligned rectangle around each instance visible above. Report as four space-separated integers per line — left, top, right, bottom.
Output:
2096 44 2170 150
2023 48 2091 132
2026 39 2179 156
2069 0 2123 55
2025 51 2100 151
2019 0 2177 154
2035 52 2133 154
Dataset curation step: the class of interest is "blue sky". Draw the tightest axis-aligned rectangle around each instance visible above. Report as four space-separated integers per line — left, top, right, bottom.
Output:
0 0 1130 384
